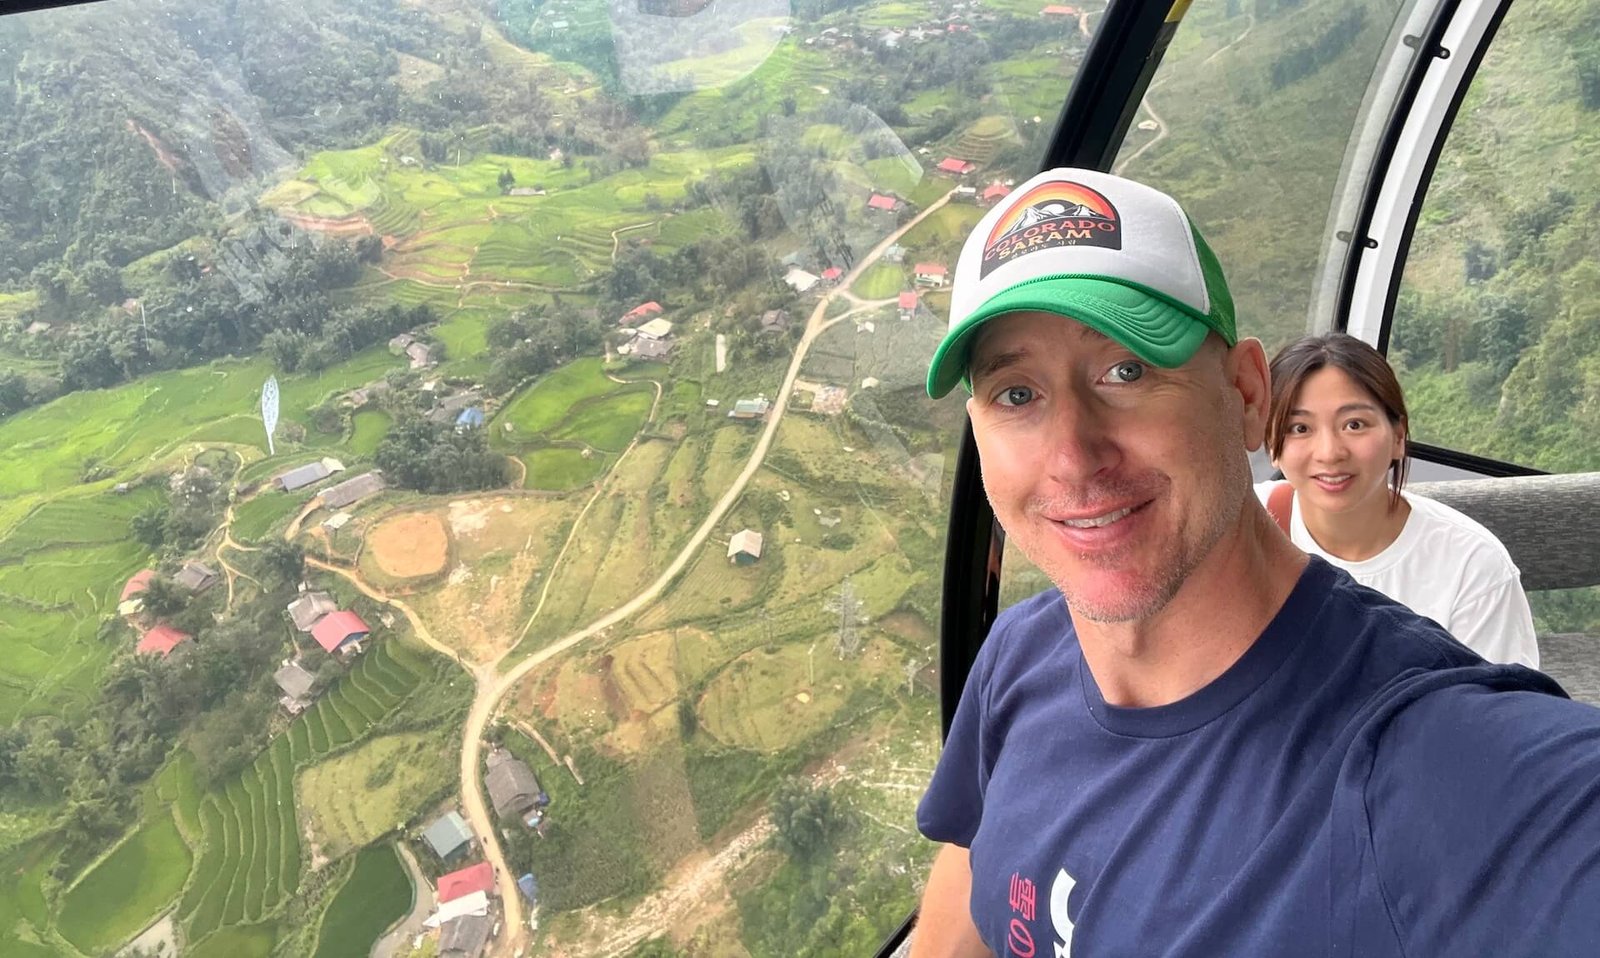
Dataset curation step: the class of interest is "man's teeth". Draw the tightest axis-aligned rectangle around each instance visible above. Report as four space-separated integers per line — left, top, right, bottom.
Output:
1061 506 1134 528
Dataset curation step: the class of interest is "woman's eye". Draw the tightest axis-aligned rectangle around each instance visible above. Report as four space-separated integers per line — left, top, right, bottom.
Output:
1345 420 1366 431
1288 423 1309 435
997 386 1035 407
1103 360 1145 384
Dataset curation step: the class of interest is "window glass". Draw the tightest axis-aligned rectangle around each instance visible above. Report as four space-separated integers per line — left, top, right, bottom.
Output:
0 0 1083 955
1113 0 1417 354
1390 0 1600 474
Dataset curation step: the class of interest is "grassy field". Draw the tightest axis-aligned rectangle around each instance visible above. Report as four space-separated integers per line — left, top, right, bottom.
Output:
312 843 412 958
522 445 608 490
495 357 621 438
851 262 905 300
550 387 654 453
298 731 453 857
231 491 306 543
56 812 193 953
348 409 393 458
189 923 277 958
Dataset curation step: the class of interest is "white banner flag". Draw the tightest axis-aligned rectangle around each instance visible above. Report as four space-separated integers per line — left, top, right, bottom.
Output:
261 376 280 456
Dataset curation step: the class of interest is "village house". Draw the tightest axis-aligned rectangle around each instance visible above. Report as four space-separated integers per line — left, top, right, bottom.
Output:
321 512 353 534
119 569 155 617
728 397 771 421
273 660 319 715
437 913 492 958
728 529 764 565
388 332 415 354
437 862 496 904
619 301 664 327
867 193 899 213
914 262 949 288
636 317 674 341
898 290 920 321
883 243 906 263
174 561 219 593
422 810 475 863
321 471 385 510
428 892 491 929
273 457 345 492
629 337 674 360
760 309 791 335
406 341 436 370
484 747 549 827
311 609 371 656
784 267 820 294
137 623 192 658
820 266 844 286
982 182 1013 206
286 591 338 632
428 391 484 426
455 407 486 432
936 157 977 177
954 184 978 203
1042 4 1080 17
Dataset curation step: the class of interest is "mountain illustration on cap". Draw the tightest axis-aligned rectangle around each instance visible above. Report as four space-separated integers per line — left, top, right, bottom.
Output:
998 200 1110 240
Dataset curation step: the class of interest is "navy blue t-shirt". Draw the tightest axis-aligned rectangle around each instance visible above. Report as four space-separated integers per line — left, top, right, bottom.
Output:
918 557 1600 956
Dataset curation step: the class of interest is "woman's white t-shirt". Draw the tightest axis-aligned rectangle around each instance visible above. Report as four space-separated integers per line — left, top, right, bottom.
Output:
1253 482 1539 667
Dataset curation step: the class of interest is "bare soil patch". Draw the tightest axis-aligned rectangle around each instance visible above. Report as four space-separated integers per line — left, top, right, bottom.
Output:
368 511 450 579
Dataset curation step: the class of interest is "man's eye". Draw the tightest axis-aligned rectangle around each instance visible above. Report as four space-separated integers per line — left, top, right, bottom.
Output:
1103 360 1145 384
997 386 1035 407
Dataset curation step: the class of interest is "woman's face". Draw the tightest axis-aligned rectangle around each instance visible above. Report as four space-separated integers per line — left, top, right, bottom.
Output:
1274 366 1406 518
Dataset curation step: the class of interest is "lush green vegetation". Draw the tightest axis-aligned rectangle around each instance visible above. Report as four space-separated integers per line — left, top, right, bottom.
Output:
231 491 306 543
299 731 454 856
55 813 192 953
312 843 412 958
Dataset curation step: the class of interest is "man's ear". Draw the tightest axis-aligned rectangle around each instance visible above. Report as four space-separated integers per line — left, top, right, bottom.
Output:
1226 337 1272 452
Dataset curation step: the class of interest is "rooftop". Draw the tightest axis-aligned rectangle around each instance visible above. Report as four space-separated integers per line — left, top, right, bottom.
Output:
273 660 317 700
286 591 338 632
138 624 191 658
422 810 474 858
310 610 370 653
437 861 496 903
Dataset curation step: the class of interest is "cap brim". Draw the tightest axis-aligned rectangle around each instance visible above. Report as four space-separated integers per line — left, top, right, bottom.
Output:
925 276 1213 398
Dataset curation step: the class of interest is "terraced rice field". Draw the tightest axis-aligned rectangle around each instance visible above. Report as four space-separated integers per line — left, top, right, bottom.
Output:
178 641 427 944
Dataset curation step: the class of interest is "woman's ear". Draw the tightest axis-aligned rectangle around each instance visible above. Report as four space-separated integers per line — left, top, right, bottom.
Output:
1391 418 1408 462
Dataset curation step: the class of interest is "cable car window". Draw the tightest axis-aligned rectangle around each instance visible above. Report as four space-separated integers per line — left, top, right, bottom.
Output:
1389 0 1600 477
1108 0 1416 353
1385 0 1600 668
0 0 1100 954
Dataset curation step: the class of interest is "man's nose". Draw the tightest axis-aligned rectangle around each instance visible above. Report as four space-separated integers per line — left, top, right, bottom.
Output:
1043 393 1117 483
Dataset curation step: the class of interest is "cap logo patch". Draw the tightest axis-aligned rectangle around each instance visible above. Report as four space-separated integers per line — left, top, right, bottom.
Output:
980 180 1120 278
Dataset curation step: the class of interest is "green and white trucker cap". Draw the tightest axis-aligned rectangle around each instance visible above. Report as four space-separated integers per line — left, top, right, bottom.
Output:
925 167 1236 398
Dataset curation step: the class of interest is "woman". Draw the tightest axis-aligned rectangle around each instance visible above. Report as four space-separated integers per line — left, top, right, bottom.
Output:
1258 333 1539 667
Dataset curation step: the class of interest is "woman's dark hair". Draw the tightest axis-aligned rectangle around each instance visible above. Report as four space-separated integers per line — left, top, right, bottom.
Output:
1266 333 1409 510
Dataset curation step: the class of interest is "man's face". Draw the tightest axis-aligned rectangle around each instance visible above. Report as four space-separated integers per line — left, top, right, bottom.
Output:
966 312 1256 623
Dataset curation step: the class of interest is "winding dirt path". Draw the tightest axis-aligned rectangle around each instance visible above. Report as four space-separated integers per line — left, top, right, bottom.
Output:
467 187 958 954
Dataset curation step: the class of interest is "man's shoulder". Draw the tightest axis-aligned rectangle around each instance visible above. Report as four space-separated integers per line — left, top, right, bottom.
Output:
977 588 1076 675
1366 668 1585 797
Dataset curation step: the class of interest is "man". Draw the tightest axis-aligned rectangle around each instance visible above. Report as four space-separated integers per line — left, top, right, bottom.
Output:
912 167 1600 956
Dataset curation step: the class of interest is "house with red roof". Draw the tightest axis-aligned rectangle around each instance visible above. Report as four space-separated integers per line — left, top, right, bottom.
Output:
936 157 976 176
437 861 496 904
820 266 843 284
866 193 899 213
982 182 1012 206
119 569 156 616
619 301 664 327
121 569 155 601
897 291 919 319
914 262 948 287
137 624 191 658
1042 4 1079 16
310 610 371 655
